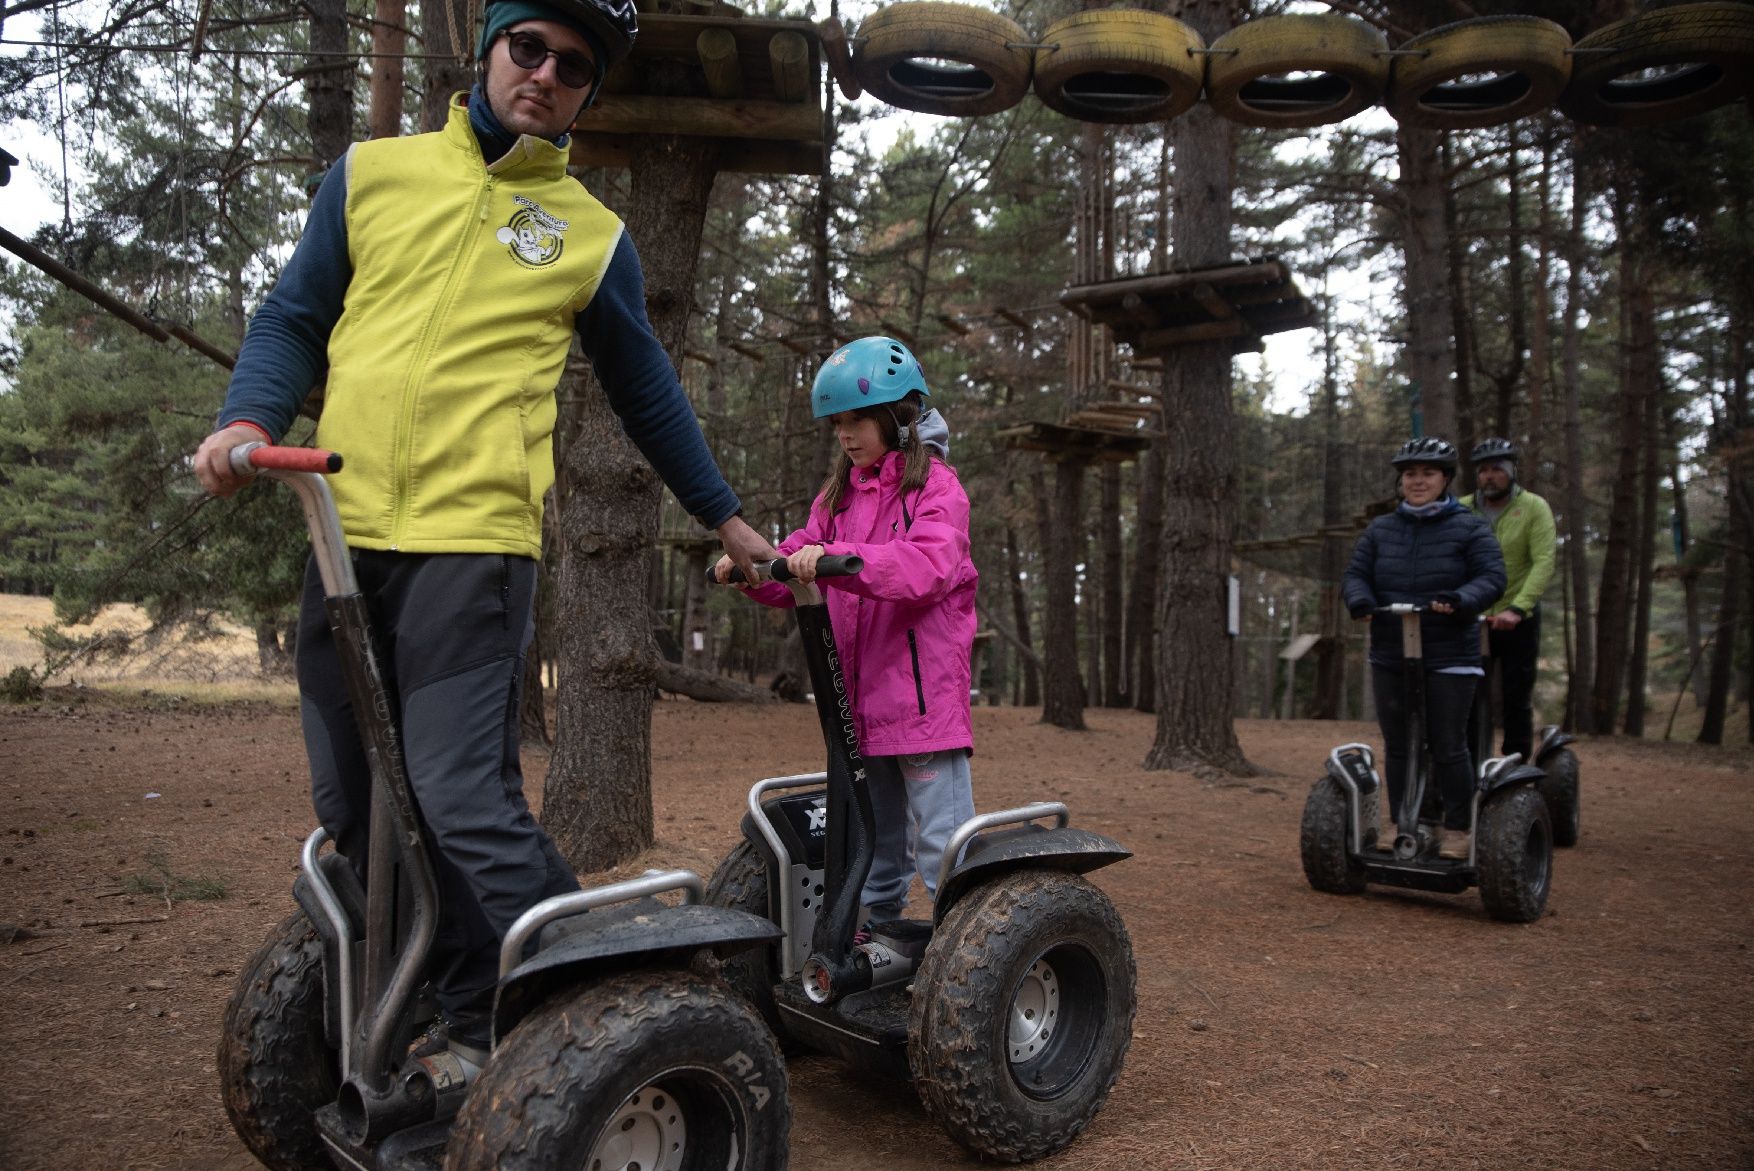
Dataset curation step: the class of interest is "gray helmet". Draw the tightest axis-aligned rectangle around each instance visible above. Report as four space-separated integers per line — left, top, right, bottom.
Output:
1470 437 1519 465
1391 436 1458 473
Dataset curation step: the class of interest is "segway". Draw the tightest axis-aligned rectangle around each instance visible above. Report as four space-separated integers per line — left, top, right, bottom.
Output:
1471 622 1581 847
1300 603 1553 923
215 443 789 1171
705 558 1136 1162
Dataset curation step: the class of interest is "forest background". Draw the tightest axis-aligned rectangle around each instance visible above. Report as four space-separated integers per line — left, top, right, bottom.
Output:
1 0 1750 873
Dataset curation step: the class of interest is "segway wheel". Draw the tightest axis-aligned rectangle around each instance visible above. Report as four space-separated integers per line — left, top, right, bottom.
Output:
217 909 341 1171
1299 776 1368 894
703 841 788 1040
1475 786 1553 923
908 869 1134 1162
445 970 789 1171
1538 747 1581 848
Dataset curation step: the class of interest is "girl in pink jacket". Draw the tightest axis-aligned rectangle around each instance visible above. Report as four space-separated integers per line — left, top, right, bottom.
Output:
718 337 978 932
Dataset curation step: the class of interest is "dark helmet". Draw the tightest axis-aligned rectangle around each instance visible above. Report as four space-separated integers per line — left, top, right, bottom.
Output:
480 0 637 71
1391 436 1458 473
1470 436 1519 465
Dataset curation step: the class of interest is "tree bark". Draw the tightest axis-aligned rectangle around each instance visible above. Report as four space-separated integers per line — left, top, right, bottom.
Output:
1100 461 1125 706
1623 360 1662 735
1560 141 1594 731
1004 515 1041 708
1040 458 1088 730
307 0 355 169
368 0 406 139
1128 436 1163 714
546 132 722 873
420 0 473 132
655 659 778 704
1395 124 1456 443
1144 0 1249 774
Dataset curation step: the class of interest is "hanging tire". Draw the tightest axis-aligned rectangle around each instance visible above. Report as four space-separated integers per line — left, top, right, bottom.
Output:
1561 2 1754 128
1032 10 1205 125
1538 747 1581 848
1205 13 1390 129
445 970 790 1171
217 909 342 1171
909 869 1134 1162
703 841 786 1038
1386 16 1571 129
852 1 1033 117
1475 785 1552 924
1300 775 1369 894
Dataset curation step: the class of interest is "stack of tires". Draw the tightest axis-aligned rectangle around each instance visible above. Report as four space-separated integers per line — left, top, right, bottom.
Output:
844 2 1754 129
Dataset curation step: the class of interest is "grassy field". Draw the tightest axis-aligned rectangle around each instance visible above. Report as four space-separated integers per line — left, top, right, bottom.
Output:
0 592 297 702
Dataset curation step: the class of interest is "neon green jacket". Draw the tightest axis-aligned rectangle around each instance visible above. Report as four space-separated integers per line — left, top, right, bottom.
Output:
314 101 625 558
1461 485 1556 616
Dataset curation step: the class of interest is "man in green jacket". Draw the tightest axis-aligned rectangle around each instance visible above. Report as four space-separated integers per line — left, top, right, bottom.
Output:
1462 438 1557 761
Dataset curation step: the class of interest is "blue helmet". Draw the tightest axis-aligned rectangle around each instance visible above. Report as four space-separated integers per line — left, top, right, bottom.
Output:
811 337 930 419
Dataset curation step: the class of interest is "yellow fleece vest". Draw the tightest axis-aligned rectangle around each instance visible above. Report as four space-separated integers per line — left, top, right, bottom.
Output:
316 97 623 558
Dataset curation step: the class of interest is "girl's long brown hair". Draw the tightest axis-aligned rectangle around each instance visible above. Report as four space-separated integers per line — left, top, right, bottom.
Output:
816 392 936 523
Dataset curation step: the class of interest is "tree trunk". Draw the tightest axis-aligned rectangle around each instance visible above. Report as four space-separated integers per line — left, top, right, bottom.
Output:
1100 462 1125 706
1560 142 1594 730
368 0 406 139
1697 543 1742 745
420 0 473 131
1591 197 1652 736
1396 124 1456 442
1623 367 1661 736
1005 515 1041 707
546 133 722 873
1311 299 1346 719
1128 436 1163 714
1040 458 1088 730
1144 0 1249 774
307 0 355 169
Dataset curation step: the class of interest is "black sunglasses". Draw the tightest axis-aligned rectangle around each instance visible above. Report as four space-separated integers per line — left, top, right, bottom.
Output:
502 29 597 90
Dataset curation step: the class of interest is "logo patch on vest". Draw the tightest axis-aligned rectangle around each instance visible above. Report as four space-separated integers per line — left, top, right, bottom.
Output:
496 196 568 268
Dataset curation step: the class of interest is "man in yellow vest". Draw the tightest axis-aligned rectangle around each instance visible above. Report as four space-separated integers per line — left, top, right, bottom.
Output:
191 0 773 1071
1461 438 1557 763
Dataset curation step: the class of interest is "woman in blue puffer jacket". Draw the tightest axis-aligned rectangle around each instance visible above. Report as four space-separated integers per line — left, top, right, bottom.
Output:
1343 437 1506 859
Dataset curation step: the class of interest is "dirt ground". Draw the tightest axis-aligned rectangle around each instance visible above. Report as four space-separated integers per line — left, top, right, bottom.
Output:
1 690 1750 1171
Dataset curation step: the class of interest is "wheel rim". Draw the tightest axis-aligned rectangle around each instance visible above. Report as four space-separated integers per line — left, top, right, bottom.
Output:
587 1080 691 1171
1522 816 1551 901
1007 943 1107 1100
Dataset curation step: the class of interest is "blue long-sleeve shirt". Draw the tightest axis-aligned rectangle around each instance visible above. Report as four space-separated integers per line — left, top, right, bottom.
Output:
219 87 740 530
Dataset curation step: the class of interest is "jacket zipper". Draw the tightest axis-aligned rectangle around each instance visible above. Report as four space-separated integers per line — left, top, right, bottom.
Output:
906 628 926 715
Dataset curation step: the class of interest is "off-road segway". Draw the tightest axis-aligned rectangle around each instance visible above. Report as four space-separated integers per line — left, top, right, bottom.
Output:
215 443 790 1171
1471 623 1581 847
1300 603 1554 923
703 557 1136 1162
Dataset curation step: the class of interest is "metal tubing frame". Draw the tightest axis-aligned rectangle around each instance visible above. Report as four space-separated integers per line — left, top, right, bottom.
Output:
300 827 357 1075
744 772 830 973
499 869 704 979
1326 742 1376 854
937 801 1070 895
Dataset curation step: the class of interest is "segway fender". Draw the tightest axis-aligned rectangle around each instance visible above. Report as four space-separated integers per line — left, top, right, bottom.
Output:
935 825 1130 924
493 901 782 1041
1480 761 1545 798
1535 725 1577 765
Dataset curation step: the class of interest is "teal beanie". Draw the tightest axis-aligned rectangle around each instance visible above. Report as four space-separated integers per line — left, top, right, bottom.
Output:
476 0 606 69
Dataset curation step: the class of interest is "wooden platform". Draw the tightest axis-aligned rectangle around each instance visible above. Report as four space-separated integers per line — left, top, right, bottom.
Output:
1060 257 1317 356
996 418 1156 462
569 14 825 175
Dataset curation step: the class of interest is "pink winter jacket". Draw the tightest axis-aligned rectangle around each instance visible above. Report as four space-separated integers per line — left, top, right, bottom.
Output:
747 450 978 757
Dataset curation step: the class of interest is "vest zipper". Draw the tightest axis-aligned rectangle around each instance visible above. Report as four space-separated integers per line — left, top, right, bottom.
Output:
387 170 495 548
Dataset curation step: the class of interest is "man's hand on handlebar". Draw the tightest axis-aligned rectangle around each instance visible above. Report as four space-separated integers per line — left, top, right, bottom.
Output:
713 514 778 585
193 424 269 498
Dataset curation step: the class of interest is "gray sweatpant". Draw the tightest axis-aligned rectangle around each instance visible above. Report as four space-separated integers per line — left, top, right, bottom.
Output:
296 551 577 1038
859 748 975 922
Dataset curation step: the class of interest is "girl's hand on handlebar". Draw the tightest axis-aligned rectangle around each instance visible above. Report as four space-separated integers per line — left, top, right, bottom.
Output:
711 553 749 588
786 544 825 584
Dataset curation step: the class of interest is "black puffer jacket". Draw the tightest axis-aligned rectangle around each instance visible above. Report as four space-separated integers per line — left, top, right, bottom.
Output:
1342 497 1506 669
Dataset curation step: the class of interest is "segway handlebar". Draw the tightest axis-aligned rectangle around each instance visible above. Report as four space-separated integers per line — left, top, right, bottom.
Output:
227 442 343 476
1376 603 1425 614
711 555 864 585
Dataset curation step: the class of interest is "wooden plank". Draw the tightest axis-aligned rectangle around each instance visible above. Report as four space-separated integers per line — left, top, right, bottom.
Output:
1061 259 1289 308
570 133 824 176
586 94 821 141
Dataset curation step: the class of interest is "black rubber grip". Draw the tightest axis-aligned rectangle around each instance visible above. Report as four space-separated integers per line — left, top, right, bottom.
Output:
714 555 864 584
